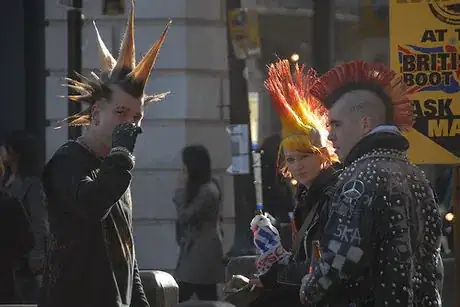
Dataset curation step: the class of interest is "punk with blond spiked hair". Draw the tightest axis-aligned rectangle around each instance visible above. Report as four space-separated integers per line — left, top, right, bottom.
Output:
242 60 342 307
264 60 338 178
39 2 170 306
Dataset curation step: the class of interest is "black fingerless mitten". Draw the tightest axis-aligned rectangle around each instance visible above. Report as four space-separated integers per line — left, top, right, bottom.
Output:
111 123 142 153
109 123 143 170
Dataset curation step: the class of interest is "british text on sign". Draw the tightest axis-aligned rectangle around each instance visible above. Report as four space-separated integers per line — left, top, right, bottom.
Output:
400 29 460 88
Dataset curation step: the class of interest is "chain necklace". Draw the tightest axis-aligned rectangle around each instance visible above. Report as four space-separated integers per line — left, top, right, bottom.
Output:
76 136 101 158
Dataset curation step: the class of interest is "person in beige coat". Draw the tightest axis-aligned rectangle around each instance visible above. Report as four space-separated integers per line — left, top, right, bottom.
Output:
173 145 226 302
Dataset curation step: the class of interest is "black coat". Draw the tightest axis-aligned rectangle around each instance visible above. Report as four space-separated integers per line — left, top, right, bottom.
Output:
0 188 34 303
38 141 149 307
302 132 444 306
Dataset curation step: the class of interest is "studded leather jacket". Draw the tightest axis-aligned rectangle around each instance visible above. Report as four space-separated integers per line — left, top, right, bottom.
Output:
276 165 341 287
301 132 443 307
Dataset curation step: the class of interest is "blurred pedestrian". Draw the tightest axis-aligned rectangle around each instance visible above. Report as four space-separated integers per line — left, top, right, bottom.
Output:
1 130 48 303
174 145 226 302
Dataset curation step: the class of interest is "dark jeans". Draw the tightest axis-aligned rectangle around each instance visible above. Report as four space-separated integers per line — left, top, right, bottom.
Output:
178 282 218 302
0 270 39 304
14 274 40 303
0 270 15 303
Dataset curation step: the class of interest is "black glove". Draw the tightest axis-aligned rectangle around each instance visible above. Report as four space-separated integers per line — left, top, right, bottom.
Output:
0 188 12 199
111 123 143 153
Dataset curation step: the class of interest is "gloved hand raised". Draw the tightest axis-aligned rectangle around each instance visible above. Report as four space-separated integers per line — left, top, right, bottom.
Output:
251 213 281 253
111 123 143 153
250 213 290 277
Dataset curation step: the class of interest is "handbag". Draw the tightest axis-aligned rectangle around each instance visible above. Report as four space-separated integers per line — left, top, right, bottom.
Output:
224 285 262 307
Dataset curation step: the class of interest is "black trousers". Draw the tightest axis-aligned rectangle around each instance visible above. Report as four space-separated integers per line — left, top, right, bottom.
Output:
178 282 218 302
0 270 15 304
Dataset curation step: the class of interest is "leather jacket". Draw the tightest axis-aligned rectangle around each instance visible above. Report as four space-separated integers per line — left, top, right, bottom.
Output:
259 164 342 290
301 132 443 307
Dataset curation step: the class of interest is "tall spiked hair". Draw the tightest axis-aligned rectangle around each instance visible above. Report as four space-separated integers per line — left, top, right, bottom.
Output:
309 60 414 132
264 59 337 176
63 0 171 126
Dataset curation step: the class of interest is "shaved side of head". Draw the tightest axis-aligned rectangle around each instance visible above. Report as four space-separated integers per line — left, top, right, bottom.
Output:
338 90 386 127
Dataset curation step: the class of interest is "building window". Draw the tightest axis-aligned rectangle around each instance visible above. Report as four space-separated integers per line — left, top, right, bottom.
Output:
335 0 389 65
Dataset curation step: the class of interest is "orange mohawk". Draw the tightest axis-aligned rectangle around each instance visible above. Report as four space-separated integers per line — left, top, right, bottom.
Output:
265 60 326 138
264 60 337 174
309 60 414 132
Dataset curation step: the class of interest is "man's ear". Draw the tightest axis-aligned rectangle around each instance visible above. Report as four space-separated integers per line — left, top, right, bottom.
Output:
360 116 373 135
91 104 100 126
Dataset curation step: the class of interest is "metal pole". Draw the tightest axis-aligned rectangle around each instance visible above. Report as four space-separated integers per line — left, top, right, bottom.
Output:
67 0 83 139
452 166 460 306
312 0 335 74
226 0 257 257
23 0 46 163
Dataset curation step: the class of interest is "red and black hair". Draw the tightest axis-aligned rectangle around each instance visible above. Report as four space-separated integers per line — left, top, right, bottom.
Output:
310 61 414 132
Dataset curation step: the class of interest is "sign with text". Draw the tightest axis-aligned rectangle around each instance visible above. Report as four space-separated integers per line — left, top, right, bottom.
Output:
228 9 261 60
390 1 460 164
227 124 250 175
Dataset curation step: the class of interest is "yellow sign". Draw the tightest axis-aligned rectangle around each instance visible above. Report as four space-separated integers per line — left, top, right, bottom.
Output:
390 0 460 164
228 9 261 60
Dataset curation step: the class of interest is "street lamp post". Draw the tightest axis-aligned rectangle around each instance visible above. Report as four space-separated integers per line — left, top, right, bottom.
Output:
226 0 257 257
